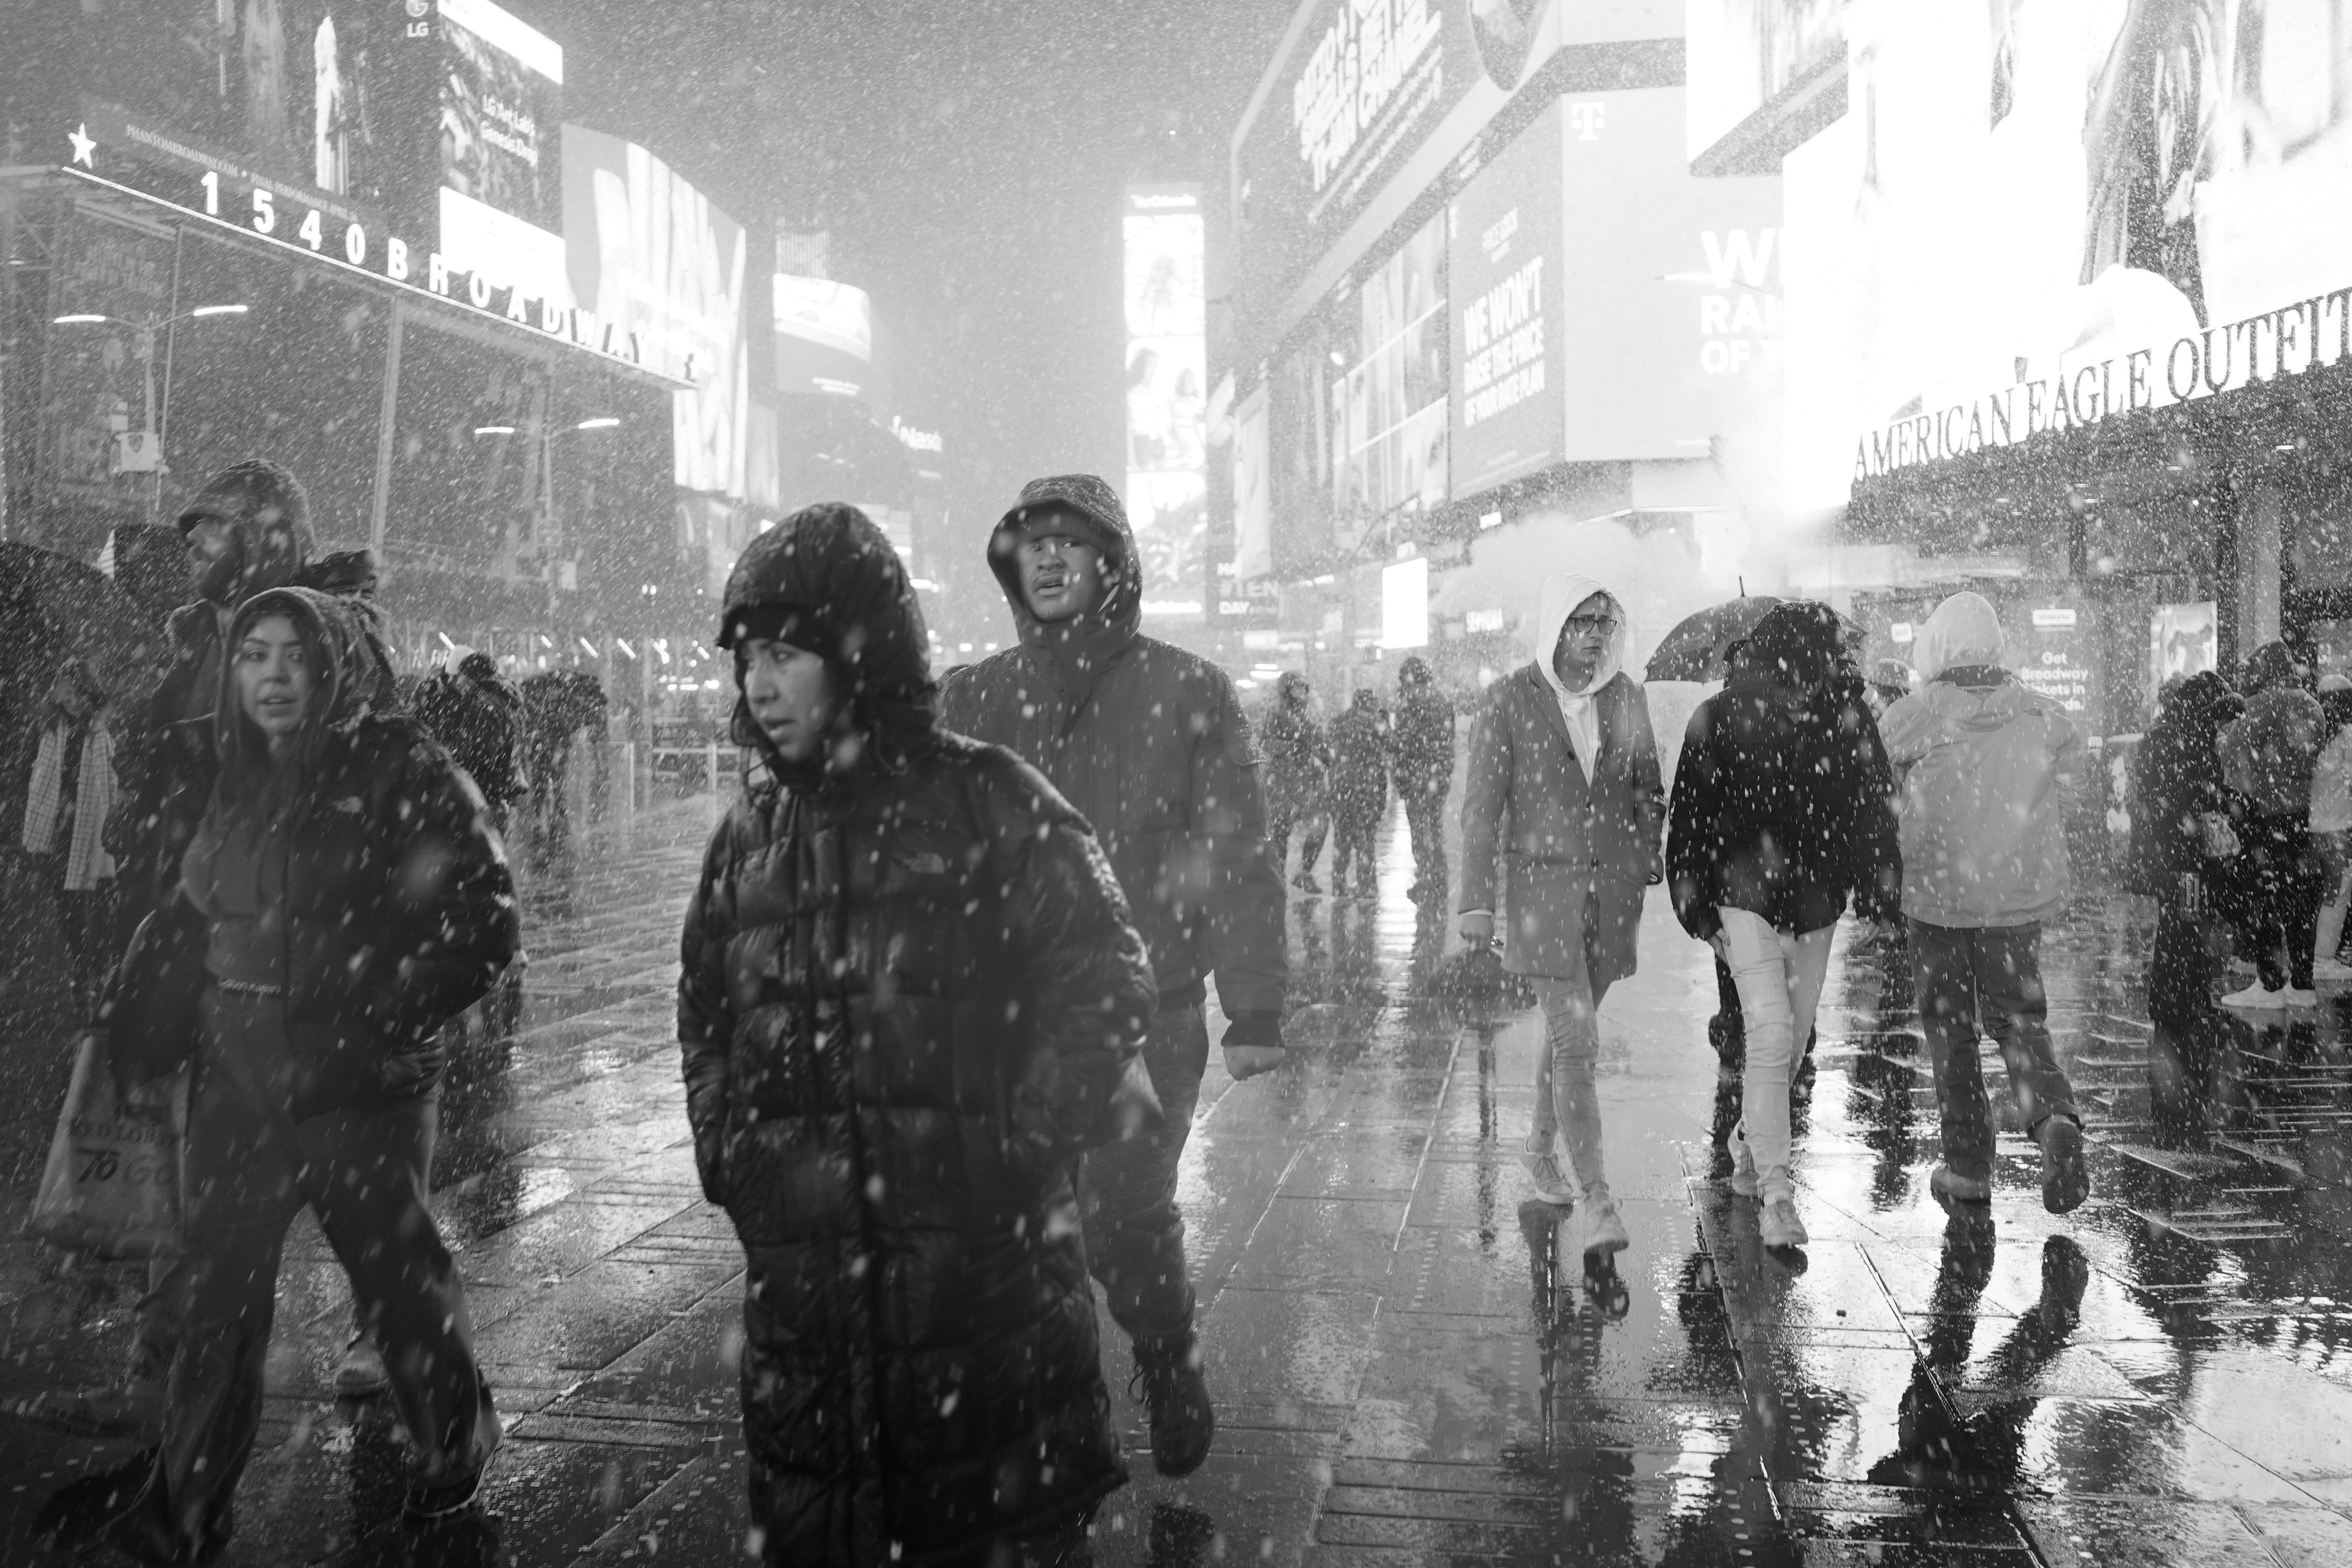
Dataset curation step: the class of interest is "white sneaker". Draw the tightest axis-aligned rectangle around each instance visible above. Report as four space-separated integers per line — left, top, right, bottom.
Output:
2312 958 2352 984
2220 982 2287 1010
1759 1196 1809 1250
1519 1129 1574 1205
2280 987 2320 1009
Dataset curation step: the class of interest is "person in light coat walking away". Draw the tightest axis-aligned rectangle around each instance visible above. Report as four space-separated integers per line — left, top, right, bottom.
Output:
1668 601 1901 1252
1877 592 2089 1214
1458 573 1663 1262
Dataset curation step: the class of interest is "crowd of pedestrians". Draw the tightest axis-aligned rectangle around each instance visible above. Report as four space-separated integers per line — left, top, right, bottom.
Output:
14 443 2352 1565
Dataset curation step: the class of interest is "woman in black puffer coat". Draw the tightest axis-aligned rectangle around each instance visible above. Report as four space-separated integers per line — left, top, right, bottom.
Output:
40 586 514 1563
678 503 1158 1567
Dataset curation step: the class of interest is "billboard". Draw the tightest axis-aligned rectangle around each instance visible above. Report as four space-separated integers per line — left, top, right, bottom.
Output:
1332 212 1448 538
1800 1 2352 497
1125 185 1208 612
1446 89 1780 497
437 0 566 307
1450 103 1563 496
563 125 749 498
774 276 873 398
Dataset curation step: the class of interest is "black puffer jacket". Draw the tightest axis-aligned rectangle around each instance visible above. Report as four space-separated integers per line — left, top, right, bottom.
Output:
110 588 516 1119
1390 657 1456 801
679 503 1156 1566
1327 690 1390 826
1668 605 1902 941
2128 671 2242 893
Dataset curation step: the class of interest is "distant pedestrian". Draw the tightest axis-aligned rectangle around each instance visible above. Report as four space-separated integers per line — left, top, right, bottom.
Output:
1391 655 1455 903
939 474 1287 1480
36 587 513 1561
2218 641 2325 1007
414 649 527 834
1669 601 1900 1251
2311 675 2352 980
18 658 118 1011
1878 592 2089 1214
681 504 1158 1566
1459 573 1663 1262
519 668 607 856
1261 672 1332 891
1327 689 1390 898
2128 670 2245 1026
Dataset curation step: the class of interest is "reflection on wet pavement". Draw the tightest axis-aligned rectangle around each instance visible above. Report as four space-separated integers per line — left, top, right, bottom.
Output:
6 789 2352 1563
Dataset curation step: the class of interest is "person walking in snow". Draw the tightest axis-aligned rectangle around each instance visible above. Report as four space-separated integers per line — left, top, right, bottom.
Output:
1261 671 1333 891
2310 675 2352 982
1391 655 1456 904
939 474 1288 1480
1877 592 2089 1214
36 588 513 1561
682 504 1157 1565
18 658 118 1010
1458 573 1663 1262
1668 601 1900 1251
2128 670 2245 1028
1326 689 1391 899
2218 642 2325 1008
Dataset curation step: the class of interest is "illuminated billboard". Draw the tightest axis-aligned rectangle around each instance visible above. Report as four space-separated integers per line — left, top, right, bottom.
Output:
437 0 567 308
1450 105 1562 496
774 275 872 397
1125 184 1208 613
1686 0 1844 167
563 125 749 498
1332 211 1448 539
1795 2 2352 501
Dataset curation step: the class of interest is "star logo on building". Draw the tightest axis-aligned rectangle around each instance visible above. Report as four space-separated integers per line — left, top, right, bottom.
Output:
67 123 95 167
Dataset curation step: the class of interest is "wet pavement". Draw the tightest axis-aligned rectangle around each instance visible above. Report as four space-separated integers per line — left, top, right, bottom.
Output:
5 789 2352 1564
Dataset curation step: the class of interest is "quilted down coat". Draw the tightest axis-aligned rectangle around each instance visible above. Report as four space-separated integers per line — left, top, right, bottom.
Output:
108 587 517 1118
679 503 1158 1566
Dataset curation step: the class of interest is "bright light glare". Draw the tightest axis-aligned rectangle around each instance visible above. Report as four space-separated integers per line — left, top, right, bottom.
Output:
576 416 621 430
53 314 108 325
189 304 248 318
474 425 517 436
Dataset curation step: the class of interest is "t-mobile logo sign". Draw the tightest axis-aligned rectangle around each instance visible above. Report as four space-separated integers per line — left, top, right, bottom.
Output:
1567 102 1606 141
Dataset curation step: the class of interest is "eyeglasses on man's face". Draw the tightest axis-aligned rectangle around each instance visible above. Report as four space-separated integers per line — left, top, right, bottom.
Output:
1564 614 1618 636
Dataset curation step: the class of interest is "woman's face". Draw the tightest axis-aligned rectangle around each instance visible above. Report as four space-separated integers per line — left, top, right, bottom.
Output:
234 613 314 744
740 636 837 763
1553 592 1616 690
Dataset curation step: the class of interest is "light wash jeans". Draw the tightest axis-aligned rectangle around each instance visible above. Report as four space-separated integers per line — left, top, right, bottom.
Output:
1716 908 1835 1204
1529 962 1616 1202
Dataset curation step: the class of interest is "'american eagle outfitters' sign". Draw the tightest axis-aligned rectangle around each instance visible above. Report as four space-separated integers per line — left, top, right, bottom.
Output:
1854 287 2352 485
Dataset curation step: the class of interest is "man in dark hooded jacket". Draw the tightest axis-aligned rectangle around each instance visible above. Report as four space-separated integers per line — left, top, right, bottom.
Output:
681 503 1157 1566
1390 656 1455 902
938 474 1287 1479
1327 689 1390 897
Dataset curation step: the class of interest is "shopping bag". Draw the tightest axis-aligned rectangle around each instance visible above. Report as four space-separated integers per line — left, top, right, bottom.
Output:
24 1032 186 1259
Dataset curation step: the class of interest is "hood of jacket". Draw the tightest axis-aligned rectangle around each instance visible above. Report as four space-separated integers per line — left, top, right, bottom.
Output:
177 458 314 608
985 473 1143 672
1275 670 1313 710
717 501 937 794
212 586 386 804
1911 591 2006 682
1398 655 1433 691
1741 600 1848 691
2222 684 2324 814
1533 572 1626 702
1904 672 2041 733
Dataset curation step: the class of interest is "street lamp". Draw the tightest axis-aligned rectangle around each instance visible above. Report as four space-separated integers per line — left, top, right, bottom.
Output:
51 304 250 512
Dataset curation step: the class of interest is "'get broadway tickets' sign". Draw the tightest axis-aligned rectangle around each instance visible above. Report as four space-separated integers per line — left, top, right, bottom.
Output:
62 104 691 387
1855 287 2352 484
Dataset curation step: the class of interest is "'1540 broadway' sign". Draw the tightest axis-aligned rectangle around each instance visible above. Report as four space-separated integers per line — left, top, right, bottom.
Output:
1855 287 2352 483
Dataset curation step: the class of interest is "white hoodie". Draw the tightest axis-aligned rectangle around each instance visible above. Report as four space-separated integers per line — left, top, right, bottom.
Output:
1533 572 1627 783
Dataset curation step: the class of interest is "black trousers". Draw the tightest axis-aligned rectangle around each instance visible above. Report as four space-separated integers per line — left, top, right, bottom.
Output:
1402 790 1447 897
2234 814 2323 991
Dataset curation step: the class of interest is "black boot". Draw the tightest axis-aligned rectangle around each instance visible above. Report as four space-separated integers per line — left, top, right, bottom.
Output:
1132 1332 1214 1478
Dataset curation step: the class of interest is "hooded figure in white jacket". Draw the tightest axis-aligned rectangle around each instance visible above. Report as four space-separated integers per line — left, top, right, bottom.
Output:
1878 592 2089 1215
1458 573 1664 1260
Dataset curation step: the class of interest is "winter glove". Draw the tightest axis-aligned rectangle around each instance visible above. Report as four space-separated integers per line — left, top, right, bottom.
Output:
1221 1010 1287 1080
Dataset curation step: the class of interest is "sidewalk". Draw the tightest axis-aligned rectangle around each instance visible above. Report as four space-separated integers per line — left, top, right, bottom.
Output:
2 791 2352 1564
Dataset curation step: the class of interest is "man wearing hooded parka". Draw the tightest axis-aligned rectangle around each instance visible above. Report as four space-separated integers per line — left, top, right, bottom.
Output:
938 474 1287 1478
1457 573 1663 1261
679 503 1160 1565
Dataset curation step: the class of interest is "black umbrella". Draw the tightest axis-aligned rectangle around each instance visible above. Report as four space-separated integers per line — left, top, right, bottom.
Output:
1644 594 1782 683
